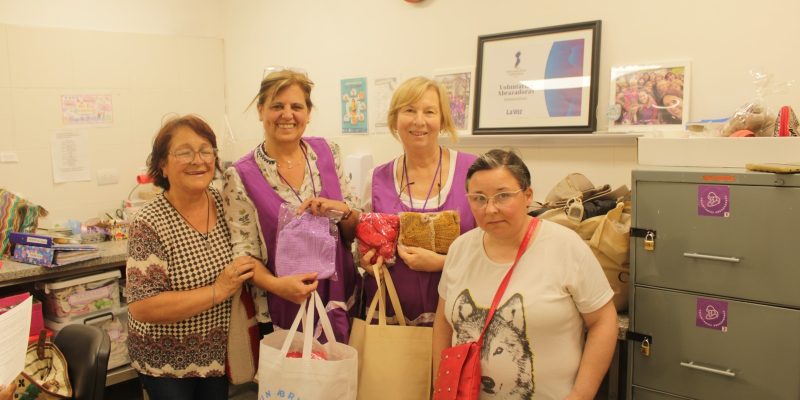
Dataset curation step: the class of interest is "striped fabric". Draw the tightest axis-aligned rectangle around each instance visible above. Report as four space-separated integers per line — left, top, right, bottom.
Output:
0 188 48 256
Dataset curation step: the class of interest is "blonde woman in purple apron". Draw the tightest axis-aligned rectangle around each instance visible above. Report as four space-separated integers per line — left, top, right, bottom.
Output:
222 70 360 343
358 77 477 326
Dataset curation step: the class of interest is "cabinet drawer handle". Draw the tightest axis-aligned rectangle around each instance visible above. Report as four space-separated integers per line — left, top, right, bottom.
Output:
683 252 741 263
679 361 736 377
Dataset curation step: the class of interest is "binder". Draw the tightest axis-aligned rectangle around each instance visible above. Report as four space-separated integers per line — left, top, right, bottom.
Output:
9 231 54 247
11 240 99 267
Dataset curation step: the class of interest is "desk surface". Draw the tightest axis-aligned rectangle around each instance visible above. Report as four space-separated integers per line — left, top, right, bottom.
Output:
0 240 128 287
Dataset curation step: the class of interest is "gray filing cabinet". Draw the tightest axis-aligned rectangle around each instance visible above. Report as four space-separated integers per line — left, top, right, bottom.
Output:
627 167 800 400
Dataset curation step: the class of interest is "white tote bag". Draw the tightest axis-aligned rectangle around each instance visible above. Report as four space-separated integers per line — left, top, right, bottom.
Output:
257 291 358 400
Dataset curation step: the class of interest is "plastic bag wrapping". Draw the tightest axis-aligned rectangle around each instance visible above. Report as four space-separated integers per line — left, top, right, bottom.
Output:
398 211 460 255
355 213 400 265
722 69 796 137
275 203 338 280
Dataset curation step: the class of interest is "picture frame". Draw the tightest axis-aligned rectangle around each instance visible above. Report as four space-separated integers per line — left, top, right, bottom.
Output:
608 61 691 132
473 20 601 135
433 67 474 136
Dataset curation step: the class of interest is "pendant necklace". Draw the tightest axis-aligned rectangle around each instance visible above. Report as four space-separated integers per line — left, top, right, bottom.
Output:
275 143 318 203
165 190 212 251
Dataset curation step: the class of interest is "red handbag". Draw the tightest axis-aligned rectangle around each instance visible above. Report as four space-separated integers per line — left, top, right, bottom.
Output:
432 218 539 400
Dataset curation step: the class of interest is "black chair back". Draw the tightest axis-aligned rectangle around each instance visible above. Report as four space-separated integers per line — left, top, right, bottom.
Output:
54 324 111 400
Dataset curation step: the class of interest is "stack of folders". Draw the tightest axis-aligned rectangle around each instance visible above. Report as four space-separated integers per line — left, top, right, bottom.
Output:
10 232 100 267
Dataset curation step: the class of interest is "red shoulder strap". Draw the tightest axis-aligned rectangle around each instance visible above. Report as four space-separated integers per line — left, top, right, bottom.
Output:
478 217 539 341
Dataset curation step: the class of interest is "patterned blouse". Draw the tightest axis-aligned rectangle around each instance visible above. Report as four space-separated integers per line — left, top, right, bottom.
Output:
126 187 233 378
222 139 356 322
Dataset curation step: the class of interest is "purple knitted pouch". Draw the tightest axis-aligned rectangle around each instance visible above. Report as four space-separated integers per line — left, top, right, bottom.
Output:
275 203 337 280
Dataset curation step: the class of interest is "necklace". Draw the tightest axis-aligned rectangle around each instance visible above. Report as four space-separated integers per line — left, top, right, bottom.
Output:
278 158 295 169
263 142 300 169
164 190 212 251
275 143 318 203
400 146 443 212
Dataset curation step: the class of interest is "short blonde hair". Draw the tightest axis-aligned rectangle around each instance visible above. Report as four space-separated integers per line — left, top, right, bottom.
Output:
387 77 457 141
249 69 314 111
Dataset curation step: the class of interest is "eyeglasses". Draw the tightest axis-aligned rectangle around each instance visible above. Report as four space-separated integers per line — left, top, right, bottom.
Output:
170 148 217 164
466 189 524 208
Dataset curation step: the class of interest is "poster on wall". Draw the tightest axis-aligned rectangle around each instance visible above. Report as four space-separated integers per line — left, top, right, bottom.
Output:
372 77 397 134
473 21 601 134
341 77 369 134
61 94 113 126
608 61 691 132
434 69 473 135
51 131 91 183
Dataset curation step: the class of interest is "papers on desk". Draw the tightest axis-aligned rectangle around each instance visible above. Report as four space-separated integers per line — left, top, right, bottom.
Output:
0 295 32 386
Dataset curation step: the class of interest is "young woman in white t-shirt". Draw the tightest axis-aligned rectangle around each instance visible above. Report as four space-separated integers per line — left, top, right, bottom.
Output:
432 149 618 400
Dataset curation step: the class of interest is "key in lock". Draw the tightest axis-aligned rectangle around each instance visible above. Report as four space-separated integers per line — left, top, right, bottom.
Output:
644 231 655 251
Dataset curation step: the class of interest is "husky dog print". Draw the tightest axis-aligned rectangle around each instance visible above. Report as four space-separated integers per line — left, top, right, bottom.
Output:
452 289 534 399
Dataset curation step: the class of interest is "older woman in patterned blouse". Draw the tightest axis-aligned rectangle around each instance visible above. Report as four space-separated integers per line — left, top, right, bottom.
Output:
127 115 255 400
222 70 361 343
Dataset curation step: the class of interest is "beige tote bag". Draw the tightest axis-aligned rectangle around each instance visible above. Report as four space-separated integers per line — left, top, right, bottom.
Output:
349 265 433 400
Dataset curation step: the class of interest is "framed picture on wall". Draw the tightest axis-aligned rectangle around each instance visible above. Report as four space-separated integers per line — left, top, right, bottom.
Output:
608 61 691 132
433 67 474 136
473 20 601 135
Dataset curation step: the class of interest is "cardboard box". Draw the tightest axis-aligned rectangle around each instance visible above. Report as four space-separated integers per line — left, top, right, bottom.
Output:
638 137 800 168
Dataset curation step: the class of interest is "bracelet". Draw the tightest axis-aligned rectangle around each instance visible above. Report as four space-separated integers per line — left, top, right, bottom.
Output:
341 208 353 221
211 284 216 308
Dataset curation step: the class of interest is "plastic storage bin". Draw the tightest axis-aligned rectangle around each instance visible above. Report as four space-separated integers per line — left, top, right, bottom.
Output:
45 305 130 369
35 270 121 322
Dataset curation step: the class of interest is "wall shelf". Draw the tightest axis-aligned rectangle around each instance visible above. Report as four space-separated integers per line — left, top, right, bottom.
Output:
441 132 641 148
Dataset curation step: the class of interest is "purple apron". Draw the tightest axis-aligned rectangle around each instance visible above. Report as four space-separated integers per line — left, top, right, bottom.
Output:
234 137 359 343
367 150 476 325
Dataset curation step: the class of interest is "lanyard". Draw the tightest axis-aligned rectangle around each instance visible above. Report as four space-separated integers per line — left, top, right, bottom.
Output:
275 143 317 203
401 146 442 212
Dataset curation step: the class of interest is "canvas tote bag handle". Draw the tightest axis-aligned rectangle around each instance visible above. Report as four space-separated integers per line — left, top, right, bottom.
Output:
364 264 408 327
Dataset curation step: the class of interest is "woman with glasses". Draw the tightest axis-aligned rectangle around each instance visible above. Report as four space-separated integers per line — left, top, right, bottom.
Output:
432 149 618 400
127 115 256 399
222 70 360 343
358 76 477 327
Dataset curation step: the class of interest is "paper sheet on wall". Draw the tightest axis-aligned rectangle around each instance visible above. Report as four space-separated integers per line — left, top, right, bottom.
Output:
51 131 91 183
0 295 32 386
372 77 397 134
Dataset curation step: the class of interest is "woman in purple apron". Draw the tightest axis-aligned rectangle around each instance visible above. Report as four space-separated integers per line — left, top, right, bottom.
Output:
358 77 476 326
222 70 360 343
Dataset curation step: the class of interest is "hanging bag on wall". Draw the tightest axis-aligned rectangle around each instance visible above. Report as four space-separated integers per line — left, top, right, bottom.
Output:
432 218 538 400
14 331 72 400
257 291 358 400
349 263 433 400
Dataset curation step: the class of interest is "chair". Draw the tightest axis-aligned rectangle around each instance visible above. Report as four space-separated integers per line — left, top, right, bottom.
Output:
54 324 111 400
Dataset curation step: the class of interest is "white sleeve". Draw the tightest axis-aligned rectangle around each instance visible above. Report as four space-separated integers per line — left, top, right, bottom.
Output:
221 166 265 261
566 238 614 314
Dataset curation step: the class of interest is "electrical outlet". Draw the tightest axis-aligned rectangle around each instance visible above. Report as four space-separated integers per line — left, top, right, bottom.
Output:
97 168 119 185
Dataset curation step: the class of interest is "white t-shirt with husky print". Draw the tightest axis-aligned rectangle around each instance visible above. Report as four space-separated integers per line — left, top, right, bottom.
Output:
439 220 613 400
